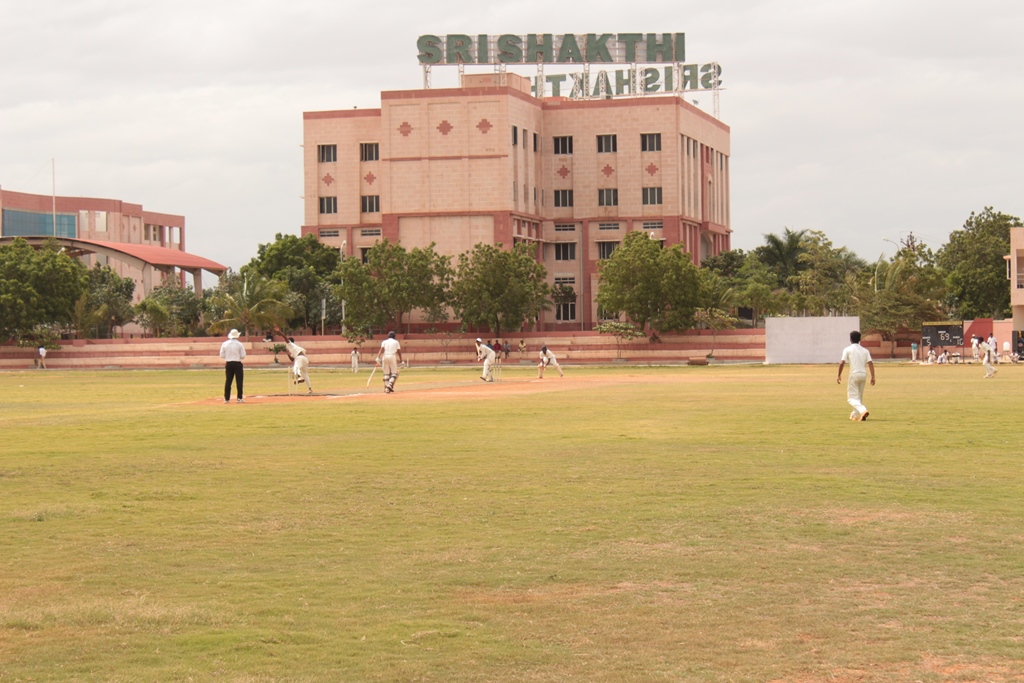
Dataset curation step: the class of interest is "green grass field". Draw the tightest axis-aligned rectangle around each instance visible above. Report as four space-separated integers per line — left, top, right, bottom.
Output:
2 363 1023 682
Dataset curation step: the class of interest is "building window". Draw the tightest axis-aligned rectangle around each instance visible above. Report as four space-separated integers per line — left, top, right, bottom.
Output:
555 301 576 321
533 132 538 152
319 228 340 238
597 305 616 320
553 136 573 155
642 221 664 231
318 145 337 163
642 187 663 205
597 134 617 153
598 188 619 207
597 241 619 260
360 195 380 213
554 243 576 261
554 276 576 321
554 223 576 232
360 247 372 264
512 125 518 146
641 133 662 152
598 222 619 230
1 209 76 238
361 228 382 237
360 143 379 162
319 196 337 215
554 190 574 208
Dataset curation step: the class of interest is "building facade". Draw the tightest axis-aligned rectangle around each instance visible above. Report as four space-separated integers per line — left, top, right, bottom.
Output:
302 72 730 330
0 188 224 301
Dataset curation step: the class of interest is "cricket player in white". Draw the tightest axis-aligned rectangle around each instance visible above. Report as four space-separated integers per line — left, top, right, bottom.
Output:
979 337 998 378
277 333 312 394
837 330 875 421
475 338 495 382
537 345 563 378
376 331 402 393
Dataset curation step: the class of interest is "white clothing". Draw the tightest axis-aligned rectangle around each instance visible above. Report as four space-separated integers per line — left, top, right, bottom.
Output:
476 342 496 380
980 341 997 376
841 343 872 418
350 349 359 373
380 338 401 357
38 347 47 358
538 349 564 377
378 338 401 392
971 337 980 360
285 340 311 389
219 338 246 362
841 343 872 376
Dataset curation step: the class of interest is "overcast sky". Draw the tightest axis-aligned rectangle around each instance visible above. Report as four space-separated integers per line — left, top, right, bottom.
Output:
2 0 1022 274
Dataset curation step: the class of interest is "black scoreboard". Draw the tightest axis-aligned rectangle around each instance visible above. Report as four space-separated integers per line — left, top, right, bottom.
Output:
921 321 964 348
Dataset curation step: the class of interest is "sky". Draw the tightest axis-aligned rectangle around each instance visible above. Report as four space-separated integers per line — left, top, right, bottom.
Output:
2 0 1022 274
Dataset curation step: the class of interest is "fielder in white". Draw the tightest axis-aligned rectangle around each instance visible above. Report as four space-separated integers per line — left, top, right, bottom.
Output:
376 331 403 393
837 330 875 421
278 333 312 394
537 345 564 378
475 338 495 382
979 336 998 378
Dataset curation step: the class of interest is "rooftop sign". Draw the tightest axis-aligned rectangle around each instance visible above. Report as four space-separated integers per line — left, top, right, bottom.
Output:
417 34 686 65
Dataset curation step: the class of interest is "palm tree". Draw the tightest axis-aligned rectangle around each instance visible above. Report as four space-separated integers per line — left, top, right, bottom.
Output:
758 228 807 288
208 272 292 337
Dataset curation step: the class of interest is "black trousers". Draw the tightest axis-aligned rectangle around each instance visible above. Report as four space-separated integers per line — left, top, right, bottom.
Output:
224 361 244 400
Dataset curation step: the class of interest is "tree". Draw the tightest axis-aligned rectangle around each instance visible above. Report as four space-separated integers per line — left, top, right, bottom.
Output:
0 238 87 341
138 278 205 337
937 207 1021 319
695 269 739 357
334 257 388 341
207 271 292 337
364 239 454 333
247 233 342 332
451 242 549 337
87 264 135 337
853 246 944 352
595 321 644 359
134 298 169 337
596 230 701 334
734 254 781 327
755 228 807 289
788 231 864 316
700 249 748 280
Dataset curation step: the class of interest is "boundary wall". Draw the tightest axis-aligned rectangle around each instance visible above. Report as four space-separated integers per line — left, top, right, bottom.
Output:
1 329 765 370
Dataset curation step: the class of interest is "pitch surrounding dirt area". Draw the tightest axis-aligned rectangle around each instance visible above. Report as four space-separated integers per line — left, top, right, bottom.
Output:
195 366 777 406
197 375 623 405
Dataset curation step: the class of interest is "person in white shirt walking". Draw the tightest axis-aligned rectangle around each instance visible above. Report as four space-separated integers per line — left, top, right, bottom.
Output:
537 345 563 379
350 347 360 373
837 330 875 421
219 329 246 403
376 331 403 393
475 338 496 382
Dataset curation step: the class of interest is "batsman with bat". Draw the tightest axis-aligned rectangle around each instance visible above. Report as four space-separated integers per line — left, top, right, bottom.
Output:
375 331 403 393
475 338 496 382
537 345 564 379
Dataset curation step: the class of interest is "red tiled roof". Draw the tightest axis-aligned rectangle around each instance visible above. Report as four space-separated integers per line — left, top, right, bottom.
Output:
73 239 226 272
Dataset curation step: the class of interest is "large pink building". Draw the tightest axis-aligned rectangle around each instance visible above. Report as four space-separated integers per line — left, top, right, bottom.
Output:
0 188 225 301
302 72 730 330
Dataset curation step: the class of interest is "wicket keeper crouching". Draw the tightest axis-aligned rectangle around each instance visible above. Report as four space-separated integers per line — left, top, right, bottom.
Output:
376 331 403 393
